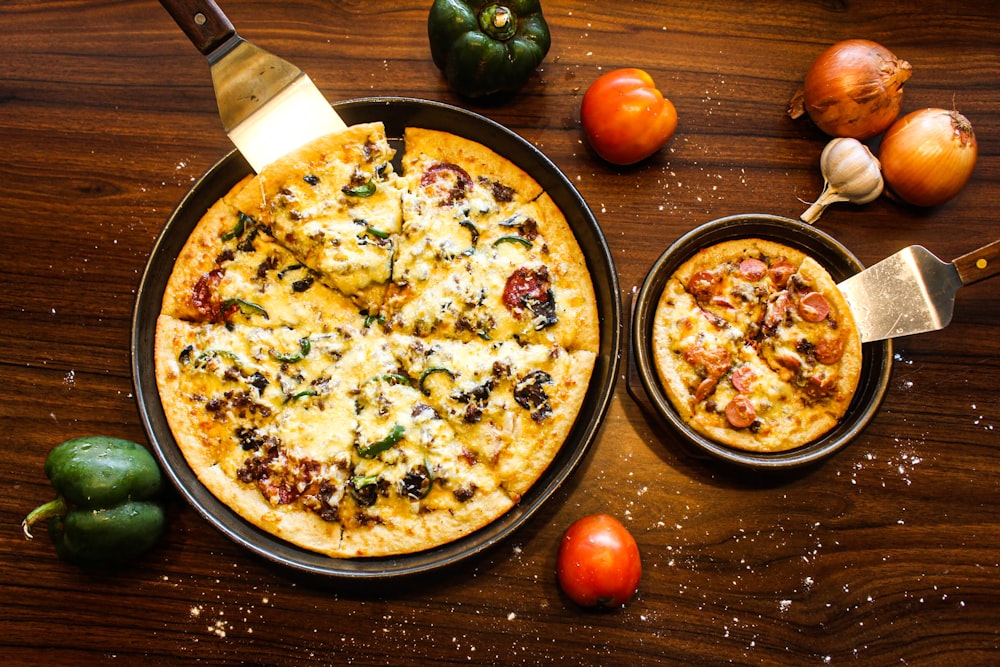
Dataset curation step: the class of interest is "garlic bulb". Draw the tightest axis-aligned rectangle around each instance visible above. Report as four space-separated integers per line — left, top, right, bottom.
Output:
800 137 884 223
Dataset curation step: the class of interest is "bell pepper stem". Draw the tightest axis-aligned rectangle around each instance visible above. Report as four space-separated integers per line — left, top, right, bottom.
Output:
22 496 67 540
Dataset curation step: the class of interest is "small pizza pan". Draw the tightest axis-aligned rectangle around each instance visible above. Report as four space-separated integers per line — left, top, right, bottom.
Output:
629 214 892 470
131 97 622 580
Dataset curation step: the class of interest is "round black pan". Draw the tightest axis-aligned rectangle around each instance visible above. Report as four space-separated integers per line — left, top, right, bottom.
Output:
131 97 623 580
631 214 892 470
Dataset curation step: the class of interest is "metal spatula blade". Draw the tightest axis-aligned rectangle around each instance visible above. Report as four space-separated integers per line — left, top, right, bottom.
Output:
159 0 347 172
838 240 1000 343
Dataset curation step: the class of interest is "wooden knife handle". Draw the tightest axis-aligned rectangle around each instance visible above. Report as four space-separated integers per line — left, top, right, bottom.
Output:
159 0 235 56
953 239 1000 286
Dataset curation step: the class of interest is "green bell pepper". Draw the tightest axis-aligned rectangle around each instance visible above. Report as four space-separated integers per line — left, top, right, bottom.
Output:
428 0 551 98
22 436 166 565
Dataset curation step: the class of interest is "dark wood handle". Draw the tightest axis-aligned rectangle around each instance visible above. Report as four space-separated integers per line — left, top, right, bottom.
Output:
158 0 235 55
953 239 1000 286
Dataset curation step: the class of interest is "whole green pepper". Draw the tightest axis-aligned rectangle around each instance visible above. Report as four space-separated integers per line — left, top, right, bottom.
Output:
22 436 166 565
428 0 551 98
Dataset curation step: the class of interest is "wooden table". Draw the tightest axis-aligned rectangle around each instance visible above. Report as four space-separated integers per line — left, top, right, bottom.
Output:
3 1 998 664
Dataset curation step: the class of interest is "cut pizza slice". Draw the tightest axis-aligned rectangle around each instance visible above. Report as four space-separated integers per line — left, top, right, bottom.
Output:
394 127 597 349
673 238 808 337
757 256 862 408
153 315 373 526
388 334 596 499
322 341 513 557
230 122 404 312
401 127 544 219
160 184 370 333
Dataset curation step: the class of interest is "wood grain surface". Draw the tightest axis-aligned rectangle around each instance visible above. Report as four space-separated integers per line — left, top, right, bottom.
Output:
2 1 998 665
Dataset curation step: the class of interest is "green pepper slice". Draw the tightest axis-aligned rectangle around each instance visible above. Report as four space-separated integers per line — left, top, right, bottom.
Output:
369 373 413 386
459 219 480 254
269 337 311 363
285 389 319 403
195 349 242 369
357 424 406 458
492 234 533 249
221 297 269 321
419 366 455 394
221 212 249 241
342 181 377 197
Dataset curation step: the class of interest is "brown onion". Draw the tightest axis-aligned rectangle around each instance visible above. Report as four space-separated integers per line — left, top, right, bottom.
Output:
879 108 977 207
789 39 912 139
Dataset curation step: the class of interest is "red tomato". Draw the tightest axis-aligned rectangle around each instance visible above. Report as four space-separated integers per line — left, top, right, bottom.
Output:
557 513 642 608
580 68 678 165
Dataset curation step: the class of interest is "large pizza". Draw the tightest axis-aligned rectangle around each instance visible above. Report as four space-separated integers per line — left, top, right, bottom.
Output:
154 123 599 558
652 238 862 452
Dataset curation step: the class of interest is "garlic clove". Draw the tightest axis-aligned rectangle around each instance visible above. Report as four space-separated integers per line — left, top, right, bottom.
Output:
801 137 884 223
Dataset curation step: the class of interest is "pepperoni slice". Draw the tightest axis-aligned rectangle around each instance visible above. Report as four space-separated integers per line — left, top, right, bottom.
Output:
725 396 756 428
814 335 845 364
688 270 721 301
694 377 718 402
775 352 801 372
798 291 831 322
731 365 756 393
768 261 797 288
738 258 768 281
763 291 791 330
683 344 732 379
420 162 473 205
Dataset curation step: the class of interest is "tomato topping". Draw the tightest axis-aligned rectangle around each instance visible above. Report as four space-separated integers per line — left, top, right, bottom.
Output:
738 258 768 281
191 269 224 321
725 395 757 428
557 514 642 608
798 291 831 322
580 68 678 165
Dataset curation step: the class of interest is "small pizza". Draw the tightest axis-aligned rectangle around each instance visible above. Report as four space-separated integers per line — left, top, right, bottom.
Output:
154 124 599 558
651 238 861 452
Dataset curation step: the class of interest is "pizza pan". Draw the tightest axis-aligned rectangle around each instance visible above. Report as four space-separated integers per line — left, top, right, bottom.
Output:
131 97 622 580
630 213 892 470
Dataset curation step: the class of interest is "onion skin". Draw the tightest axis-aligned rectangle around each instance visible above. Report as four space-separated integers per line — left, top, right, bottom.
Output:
879 108 977 207
790 39 912 139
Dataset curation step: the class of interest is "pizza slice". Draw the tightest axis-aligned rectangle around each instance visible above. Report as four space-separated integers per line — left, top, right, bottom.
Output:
388 334 596 499
153 315 385 551
314 341 512 557
160 183 370 332
230 122 404 312
672 238 807 336
757 256 862 411
389 129 599 352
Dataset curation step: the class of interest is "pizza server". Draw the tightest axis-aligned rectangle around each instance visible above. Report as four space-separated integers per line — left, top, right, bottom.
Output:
158 0 347 172
838 239 1000 343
